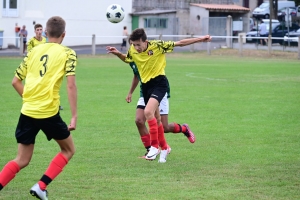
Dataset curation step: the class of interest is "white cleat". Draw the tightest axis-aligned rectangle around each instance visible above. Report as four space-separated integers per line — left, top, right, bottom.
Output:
145 146 160 161
29 183 48 200
158 149 169 163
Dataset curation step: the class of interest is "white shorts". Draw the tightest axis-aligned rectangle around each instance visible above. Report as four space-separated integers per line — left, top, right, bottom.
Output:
137 93 169 115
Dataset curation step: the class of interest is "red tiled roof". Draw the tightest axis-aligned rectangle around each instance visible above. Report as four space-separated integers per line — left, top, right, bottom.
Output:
190 3 250 11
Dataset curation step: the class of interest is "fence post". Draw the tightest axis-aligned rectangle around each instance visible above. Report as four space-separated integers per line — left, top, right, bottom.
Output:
207 42 211 55
239 34 243 57
226 15 232 48
19 35 23 56
298 36 300 60
190 33 194 52
267 34 272 54
92 34 96 56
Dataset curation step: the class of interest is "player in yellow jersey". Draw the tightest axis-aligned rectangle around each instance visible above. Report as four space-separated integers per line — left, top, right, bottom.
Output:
27 23 47 53
107 28 211 162
0 16 77 200
27 23 64 111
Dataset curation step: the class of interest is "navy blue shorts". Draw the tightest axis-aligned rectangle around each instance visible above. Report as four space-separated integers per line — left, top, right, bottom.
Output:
141 75 168 105
15 112 70 144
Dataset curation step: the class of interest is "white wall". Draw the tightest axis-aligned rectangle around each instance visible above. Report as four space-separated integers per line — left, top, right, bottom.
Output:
0 0 132 48
189 6 209 35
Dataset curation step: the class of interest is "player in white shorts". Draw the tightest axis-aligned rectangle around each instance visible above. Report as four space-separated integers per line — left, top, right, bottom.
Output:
126 62 196 158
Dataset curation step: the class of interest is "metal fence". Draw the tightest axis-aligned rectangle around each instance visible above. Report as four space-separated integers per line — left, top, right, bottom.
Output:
1 34 300 59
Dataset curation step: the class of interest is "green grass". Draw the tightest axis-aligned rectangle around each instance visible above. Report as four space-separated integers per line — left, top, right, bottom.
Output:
0 52 299 200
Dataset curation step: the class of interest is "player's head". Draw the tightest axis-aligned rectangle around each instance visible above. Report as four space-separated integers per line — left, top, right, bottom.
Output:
123 26 127 30
34 24 43 37
46 16 66 41
129 28 148 53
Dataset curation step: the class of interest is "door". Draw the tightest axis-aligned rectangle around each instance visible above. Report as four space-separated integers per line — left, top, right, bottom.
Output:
132 16 139 31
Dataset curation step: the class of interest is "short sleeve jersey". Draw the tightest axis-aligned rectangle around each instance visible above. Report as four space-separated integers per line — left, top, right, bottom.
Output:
27 36 47 52
15 43 77 119
125 40 175 83
129 62 170 98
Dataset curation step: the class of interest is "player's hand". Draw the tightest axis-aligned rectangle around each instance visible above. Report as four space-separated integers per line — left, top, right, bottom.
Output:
68 117 77 131
202 35 212 42
106 46 120 55
126 94 132 103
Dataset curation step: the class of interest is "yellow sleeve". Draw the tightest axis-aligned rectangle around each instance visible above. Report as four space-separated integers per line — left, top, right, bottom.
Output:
156 40 175 53
15 56 29 81
27 38 34 52
65 48 77 76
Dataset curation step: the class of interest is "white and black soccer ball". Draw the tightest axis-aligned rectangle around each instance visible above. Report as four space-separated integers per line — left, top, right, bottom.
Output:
106 4 125 23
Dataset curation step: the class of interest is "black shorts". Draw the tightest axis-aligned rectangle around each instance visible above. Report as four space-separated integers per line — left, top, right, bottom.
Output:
121 39 126 47
15 112 70 144
141 75 168 105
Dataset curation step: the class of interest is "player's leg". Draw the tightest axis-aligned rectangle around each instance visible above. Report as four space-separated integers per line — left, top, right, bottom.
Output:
0 113 38 192
136 108 151 157
160 95 196 143
144 98 160 160
136 97 151 156
0 144 34 191
30 113 74 199
143 75 168 160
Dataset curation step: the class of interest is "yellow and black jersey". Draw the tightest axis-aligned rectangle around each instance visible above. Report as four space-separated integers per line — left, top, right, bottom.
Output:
125 40 175 83
15 43 77 119
27 36 47 52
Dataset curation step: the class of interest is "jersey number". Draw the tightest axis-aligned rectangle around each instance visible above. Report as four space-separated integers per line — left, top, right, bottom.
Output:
40 55 48 77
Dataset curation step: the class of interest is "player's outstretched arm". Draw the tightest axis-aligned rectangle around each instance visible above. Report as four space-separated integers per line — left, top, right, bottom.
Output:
12 76 24 97
126 74 139 103
106 46 127 62
67 75 77 131
174 35 212 47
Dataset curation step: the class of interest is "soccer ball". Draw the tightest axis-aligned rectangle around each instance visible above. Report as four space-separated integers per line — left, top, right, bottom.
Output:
106 4 125 23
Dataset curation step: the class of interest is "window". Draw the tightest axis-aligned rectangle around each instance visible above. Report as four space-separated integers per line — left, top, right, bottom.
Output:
2 0 18 17
144 18 168 28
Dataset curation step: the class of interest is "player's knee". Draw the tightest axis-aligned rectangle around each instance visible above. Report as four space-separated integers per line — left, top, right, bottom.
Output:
135 117 145 127
163 124 170 132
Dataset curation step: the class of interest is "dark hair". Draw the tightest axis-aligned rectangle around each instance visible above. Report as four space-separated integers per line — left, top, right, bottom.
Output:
129 28 147 42
123 26 127 30
46 16 65 38
34 23 43 30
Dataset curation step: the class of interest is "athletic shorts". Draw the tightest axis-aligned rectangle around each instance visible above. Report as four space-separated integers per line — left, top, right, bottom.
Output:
15 112 70 144
141 75 168 105
121 39 126 47
137 93 169 115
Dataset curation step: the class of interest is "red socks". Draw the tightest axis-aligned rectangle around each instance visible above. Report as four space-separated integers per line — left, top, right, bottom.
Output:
158 123 168 150
173 123 187 133
38 152 68 190
140 134 151 149
0 161 20 188
147 118 159 148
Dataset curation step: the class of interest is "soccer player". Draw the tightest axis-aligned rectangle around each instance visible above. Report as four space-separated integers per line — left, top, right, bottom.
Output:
107 28 211 162
27 23 64 111
27 23 47 52
126 62 195 161
0 16 77 200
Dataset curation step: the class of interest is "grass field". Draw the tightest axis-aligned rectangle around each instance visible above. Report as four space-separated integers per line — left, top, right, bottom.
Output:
0 51 299 199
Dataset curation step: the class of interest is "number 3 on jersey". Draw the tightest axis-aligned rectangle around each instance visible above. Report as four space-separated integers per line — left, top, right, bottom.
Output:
40 55 48 77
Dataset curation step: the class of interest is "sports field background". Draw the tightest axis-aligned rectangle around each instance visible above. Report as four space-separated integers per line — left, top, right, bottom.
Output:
0 51 299 199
